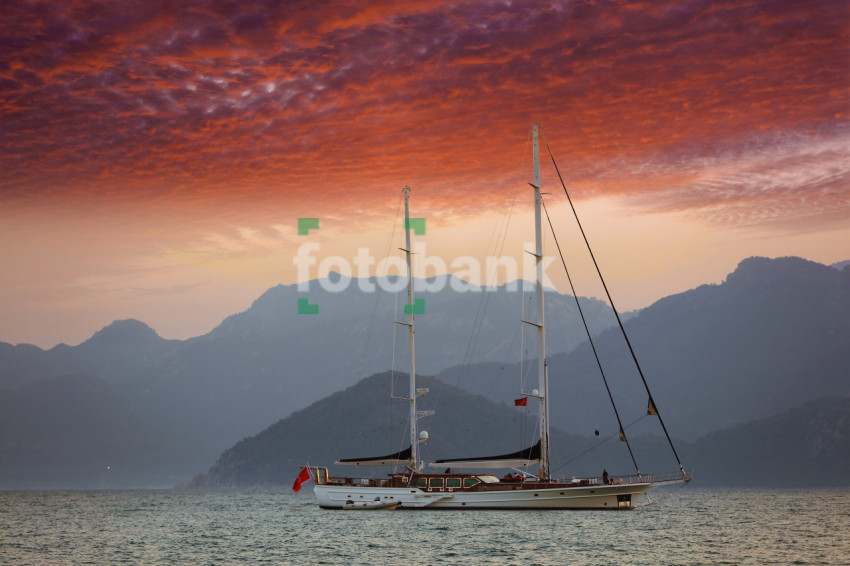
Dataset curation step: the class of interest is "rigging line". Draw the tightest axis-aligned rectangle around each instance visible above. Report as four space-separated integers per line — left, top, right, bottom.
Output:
459 194 523 397
544 139 686 475
431 170 526 460
387 195 404 399
438 133 529 425
455 187 521 386
519 291 529 390
440 199 506 395
551 414 648 475
474 192 523 390
430 137 531 460
551 429 619 474
463 129 529 391
358 196 404 382
522 356 539 446
386 195 416 466
541 198 641 475
520 291 526 392
520 295 537 395
518 296 534 452
322 197 403 462
382 196 405 461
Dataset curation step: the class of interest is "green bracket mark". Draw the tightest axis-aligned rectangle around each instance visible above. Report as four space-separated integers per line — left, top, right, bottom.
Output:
405 218 426 235
404 298 425 315
298 297 319 314
298 218 320 236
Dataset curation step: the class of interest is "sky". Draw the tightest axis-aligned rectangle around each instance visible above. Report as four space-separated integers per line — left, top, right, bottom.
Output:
1 0 848 348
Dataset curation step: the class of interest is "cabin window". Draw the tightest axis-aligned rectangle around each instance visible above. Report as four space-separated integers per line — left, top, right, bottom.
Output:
463 478 480 488
429 478 444 488
413 477 427 488
446 478 461 489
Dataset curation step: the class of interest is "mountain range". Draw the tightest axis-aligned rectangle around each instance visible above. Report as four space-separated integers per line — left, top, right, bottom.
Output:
442 256 850 440
0 275 618 487
1 256 848 488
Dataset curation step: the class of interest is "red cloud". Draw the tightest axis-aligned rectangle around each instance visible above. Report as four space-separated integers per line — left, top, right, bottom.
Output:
1 0 847 228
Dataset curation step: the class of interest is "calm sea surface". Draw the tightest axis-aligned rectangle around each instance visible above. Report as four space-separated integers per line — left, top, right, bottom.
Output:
1 487 848 565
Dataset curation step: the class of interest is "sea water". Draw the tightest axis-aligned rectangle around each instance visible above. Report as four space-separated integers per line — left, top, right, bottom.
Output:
1 488 848 565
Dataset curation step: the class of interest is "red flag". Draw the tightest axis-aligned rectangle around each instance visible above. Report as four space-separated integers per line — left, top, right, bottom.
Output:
514 397 527 406
292 466 312 493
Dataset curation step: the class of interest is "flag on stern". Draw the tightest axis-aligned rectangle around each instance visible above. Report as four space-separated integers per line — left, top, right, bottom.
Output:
292 466 312 493
514 397 527 406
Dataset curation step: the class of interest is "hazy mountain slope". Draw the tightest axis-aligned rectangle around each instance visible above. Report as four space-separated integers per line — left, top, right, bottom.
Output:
685 396 850 487
0 278 617 477
114 277 616 468
201 274 615 377
443 257 850 441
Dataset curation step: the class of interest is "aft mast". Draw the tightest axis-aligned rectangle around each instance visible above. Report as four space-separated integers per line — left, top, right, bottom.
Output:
531 124 551 481
332 187 423 470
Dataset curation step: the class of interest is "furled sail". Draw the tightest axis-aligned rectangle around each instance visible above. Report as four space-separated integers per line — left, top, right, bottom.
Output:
335 446 412 466
430 441 541 469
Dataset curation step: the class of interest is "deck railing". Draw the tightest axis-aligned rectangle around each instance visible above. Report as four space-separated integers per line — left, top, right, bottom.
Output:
314 469 692 487
605 470 692 485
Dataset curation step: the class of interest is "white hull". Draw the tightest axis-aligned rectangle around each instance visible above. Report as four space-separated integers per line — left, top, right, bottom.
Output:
315 482 651 510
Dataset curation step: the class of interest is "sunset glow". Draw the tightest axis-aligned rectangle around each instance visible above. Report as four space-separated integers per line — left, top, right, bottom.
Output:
2 0 848 347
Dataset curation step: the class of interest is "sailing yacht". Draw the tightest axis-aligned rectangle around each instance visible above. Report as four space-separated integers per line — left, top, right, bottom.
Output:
311 125 689 510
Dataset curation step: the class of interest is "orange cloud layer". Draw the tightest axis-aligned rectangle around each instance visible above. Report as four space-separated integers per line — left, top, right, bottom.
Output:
1 0 848 229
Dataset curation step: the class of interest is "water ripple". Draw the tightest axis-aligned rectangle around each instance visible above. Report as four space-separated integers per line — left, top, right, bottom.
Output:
0 488 847 565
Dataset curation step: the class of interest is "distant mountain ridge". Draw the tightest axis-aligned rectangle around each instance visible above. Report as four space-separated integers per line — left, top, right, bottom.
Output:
0 256 848 488
0 320 181 390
